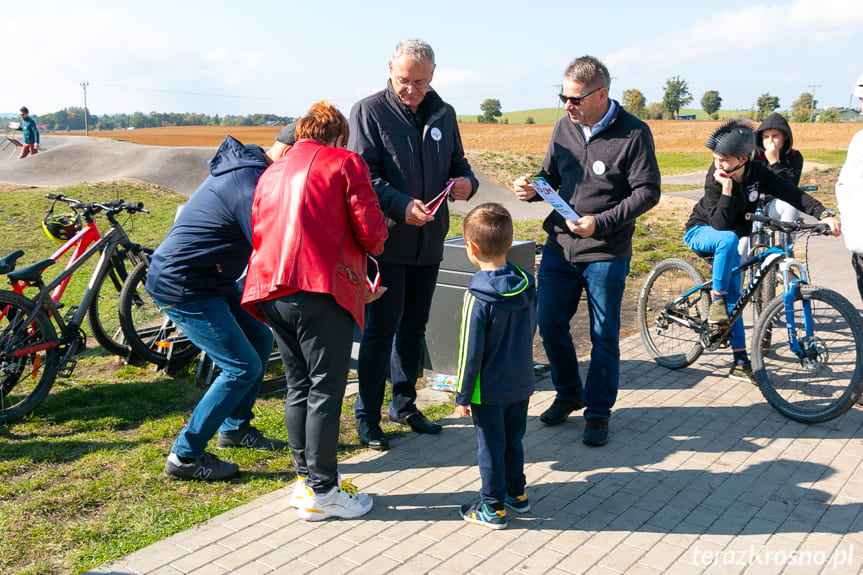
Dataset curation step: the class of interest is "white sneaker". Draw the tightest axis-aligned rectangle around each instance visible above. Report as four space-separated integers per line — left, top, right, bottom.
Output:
290 473 347 508
296 477 373 521
289 476 307 508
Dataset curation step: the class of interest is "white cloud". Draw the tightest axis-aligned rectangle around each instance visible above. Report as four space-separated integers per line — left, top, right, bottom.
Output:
607 0 863 74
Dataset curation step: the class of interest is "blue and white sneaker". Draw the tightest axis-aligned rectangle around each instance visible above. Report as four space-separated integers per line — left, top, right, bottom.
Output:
504 491 530 513
459 502 507 529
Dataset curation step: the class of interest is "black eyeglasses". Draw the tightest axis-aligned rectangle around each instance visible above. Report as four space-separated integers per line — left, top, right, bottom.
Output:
559 86 602 106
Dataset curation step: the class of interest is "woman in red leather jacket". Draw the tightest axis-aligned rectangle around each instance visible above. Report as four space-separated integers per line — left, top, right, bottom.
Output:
242 101 388 521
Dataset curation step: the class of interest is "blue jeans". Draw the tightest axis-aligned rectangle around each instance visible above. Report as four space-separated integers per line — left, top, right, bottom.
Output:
472 400 528 506
355 262 439 423
152 287 274 459
258 292 354 494
684 226 745 351
537 248 628 419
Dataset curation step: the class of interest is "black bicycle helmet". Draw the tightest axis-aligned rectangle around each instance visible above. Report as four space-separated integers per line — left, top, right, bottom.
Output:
706 119 756 158
42 212 82 243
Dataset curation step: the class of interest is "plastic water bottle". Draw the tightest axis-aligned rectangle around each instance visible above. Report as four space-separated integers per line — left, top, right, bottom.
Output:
427 373 457 392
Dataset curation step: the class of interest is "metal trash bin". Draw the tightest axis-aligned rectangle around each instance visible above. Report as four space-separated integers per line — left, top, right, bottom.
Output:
423 237 535 375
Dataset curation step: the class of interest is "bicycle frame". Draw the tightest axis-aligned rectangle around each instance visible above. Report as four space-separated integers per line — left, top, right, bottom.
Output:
664 236 813 355
7 223 133 365
9 210 104 304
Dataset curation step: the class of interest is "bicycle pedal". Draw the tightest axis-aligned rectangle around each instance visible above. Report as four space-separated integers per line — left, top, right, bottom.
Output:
64 305 80 322
58 358 77 378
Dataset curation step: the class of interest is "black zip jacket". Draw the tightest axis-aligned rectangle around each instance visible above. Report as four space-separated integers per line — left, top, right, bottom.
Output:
685 161 825 238
533 101 661 263
348 82 478 265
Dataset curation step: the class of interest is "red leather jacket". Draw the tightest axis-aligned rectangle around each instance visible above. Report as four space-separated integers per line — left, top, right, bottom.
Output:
241 139 388 329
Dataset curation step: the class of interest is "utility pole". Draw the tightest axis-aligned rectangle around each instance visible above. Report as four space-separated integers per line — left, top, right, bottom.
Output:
808 84 821 123
554 84 562 123
80 81 90 136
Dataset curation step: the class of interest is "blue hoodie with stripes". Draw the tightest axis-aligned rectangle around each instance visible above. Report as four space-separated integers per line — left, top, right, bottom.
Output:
455 263 536 407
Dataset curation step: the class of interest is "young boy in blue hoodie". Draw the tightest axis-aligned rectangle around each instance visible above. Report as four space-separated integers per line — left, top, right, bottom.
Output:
455 203 537 529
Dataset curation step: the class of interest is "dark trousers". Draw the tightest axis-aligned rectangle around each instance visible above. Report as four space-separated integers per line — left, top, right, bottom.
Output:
472 400 529 506
854 253 863 303
537 248 629 419
355 261 439 423
259 292 353 494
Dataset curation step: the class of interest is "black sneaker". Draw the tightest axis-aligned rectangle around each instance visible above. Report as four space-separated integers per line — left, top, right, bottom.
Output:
164 452 239 481
539 398 585 425
504 491 530 513
459 502 507 529
217 426 286 451
582 417 609 446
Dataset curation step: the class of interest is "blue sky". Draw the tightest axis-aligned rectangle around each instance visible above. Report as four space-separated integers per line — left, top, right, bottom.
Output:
2 0 861 118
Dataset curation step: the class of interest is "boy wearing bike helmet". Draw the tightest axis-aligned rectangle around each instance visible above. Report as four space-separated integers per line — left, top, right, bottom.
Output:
684 120 841 383
835 72 863 301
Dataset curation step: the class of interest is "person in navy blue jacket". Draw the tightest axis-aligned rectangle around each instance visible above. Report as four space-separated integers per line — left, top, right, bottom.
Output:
146 129 295 481
454 203 536 530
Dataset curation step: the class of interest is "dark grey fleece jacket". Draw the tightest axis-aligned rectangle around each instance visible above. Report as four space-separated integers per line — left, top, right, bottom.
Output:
532 101 661 263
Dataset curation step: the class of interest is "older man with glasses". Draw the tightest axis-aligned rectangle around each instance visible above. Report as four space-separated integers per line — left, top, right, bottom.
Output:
512 55 661 447
348 39 478 450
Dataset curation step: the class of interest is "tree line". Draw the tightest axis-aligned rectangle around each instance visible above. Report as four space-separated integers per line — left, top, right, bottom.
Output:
25 107 294 132
475 76 857 125
623 76 849 122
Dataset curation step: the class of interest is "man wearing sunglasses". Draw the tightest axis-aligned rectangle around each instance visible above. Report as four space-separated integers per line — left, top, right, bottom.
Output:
513 55 660 447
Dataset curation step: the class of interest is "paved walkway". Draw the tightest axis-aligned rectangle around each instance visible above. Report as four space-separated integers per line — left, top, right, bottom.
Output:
91 331 863 574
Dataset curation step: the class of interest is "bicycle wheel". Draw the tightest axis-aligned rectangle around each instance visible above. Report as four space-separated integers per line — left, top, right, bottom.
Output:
0 290 60 423
752 286 863 423
118 261 199 369
87 247 149 357
638 258 709 369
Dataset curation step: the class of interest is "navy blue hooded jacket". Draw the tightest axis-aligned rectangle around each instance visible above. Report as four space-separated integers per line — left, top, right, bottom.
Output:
145 136 269 303
455 263 536 406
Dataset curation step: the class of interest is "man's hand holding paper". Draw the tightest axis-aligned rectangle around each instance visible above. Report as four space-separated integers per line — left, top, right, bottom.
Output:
526 176 581 223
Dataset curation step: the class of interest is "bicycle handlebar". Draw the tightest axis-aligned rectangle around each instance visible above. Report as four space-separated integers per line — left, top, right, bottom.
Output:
45 194 148 215
746 212 829 235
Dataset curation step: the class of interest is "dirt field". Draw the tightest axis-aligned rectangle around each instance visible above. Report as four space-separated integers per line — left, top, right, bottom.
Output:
68 121 862 154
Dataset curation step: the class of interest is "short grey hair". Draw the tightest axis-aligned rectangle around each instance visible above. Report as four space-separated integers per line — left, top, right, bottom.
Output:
392 39 435 66
564 56 610 90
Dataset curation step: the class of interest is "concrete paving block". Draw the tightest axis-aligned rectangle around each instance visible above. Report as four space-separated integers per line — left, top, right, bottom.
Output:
168 544 232 574
254 539 315 571
211 540 272 572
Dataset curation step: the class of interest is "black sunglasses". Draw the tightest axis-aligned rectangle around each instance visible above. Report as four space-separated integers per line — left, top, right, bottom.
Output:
559 86 602 106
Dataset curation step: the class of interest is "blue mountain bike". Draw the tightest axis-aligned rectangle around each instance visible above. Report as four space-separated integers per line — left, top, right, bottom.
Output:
638 213 863 423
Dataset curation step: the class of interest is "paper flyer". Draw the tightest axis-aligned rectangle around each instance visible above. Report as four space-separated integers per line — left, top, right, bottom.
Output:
527 176 580 222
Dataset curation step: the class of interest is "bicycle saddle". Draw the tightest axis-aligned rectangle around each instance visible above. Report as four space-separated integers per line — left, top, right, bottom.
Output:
7 259 56 282
0 250 25 275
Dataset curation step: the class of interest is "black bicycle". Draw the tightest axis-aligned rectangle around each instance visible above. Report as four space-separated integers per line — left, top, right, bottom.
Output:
0 196 150 422
638 213 863 423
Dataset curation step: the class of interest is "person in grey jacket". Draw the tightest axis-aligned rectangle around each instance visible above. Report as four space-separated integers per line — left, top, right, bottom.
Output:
348 39 478 450
513 55 660 447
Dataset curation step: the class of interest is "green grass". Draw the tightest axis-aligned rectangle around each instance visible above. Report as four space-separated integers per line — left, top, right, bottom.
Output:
458 107 751 124
0 182 450 574
657 152 712 176
802 149 848 165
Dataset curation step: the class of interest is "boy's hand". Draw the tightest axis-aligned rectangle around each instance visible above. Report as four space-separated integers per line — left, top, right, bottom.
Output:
763 138 781 165
455 404 471 418
364 285 387 304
